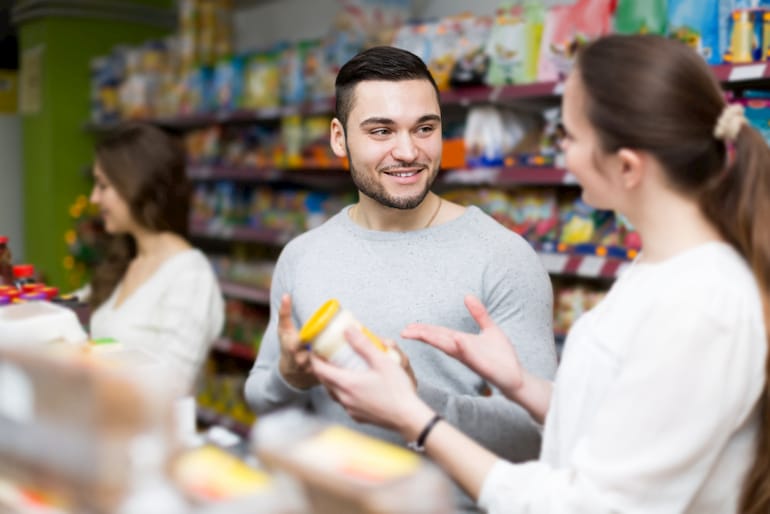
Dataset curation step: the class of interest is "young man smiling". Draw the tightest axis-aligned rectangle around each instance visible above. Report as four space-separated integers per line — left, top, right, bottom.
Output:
245 46 557 513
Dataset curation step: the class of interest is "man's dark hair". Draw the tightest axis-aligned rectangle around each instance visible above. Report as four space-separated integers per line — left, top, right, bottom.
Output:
334 46 440 129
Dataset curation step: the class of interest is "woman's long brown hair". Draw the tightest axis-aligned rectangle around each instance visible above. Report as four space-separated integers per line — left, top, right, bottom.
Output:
89 123 189 308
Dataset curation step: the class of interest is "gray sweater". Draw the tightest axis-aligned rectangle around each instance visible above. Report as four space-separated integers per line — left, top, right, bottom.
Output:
245 205 558 512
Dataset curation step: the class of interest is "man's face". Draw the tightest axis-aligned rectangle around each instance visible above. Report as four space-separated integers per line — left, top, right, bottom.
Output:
330 79 442 209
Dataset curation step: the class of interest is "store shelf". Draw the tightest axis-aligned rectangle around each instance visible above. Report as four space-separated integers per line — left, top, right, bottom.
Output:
188 163 351 188
713 62 770 83
212 337 258 360
440 81 563 105
86 60 770 135
538 250 631 279
441 166 574 186
219 280 270 304
196 407 251 438
189 221 293 245
188 163 285 181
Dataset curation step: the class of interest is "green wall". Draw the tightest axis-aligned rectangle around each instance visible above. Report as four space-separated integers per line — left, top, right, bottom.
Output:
18 3 172 289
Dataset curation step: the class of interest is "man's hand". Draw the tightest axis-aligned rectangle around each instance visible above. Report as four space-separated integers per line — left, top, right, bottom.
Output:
277 294 319 390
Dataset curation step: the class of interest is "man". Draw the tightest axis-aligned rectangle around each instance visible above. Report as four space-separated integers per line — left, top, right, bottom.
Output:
245 46 557 513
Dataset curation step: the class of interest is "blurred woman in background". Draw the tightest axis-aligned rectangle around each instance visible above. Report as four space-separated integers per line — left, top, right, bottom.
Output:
84 122 224 396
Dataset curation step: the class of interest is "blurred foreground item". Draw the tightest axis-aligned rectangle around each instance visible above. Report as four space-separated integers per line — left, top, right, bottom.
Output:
253 410 453 514
0 341 177 513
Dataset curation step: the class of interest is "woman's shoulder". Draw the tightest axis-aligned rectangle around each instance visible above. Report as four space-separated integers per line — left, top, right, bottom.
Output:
164 248 214 274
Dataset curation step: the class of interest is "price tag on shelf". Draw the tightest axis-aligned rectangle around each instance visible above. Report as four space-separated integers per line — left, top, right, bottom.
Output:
562 172 578 184
577 256 605 277
552 81 566 95
539 252 570 274
729 63 766 82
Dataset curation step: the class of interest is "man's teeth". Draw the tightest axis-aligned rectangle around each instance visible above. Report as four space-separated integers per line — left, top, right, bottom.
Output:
388 171 418 177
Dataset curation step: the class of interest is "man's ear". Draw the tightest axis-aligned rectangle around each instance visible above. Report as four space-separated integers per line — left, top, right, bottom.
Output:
617 148 644 190
330 118 347 158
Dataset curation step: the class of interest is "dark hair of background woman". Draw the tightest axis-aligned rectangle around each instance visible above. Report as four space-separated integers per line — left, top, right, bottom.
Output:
88 123 190 308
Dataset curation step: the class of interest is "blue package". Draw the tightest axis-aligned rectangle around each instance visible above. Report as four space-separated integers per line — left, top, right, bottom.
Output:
213 55 246 112
668 0 723 64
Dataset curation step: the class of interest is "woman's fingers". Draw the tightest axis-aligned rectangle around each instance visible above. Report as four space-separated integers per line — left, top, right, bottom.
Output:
345 328 387 367
464 294 495 330
311 354 346 388
401 323 462 354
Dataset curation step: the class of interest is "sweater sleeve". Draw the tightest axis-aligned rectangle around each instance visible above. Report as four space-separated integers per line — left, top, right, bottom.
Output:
419 239 557 461
244 251 312 413
477 286 765 513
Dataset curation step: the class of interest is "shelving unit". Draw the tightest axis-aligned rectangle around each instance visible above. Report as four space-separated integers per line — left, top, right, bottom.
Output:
174 59 770 301
218 280 270 305
189 222 293 245
212 337 258 361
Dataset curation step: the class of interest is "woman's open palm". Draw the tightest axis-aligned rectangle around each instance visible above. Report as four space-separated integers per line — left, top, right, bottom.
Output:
401 295 524 400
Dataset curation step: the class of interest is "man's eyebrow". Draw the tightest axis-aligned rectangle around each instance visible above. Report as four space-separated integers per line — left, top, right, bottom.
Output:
359 114 441 128
416 114 441 124
360 117 395 127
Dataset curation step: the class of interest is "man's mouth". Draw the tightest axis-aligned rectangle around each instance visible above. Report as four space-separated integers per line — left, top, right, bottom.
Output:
385 170 420 178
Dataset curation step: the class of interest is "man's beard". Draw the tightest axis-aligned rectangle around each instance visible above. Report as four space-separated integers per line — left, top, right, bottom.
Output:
346 146 439 210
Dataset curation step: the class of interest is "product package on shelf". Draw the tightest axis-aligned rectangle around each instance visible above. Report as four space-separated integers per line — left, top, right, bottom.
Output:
449 14 494 88
613 0 668 35
536 0 616 81
253 410 452 514
668 0 724 64
485 1 545 85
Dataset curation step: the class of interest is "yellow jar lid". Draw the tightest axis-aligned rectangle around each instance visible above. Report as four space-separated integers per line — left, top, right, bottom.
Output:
299 298 340 342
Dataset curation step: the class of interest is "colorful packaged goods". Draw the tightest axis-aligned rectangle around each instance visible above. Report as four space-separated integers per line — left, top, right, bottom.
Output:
537 0 616 82
243 48 282 111
613 0 668 35
212 54 246 112
450 14 494 88
485 1 545 85
668 0 723 64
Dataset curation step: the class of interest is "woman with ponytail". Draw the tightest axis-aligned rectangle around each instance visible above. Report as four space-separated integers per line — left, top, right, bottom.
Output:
310 34 769 513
